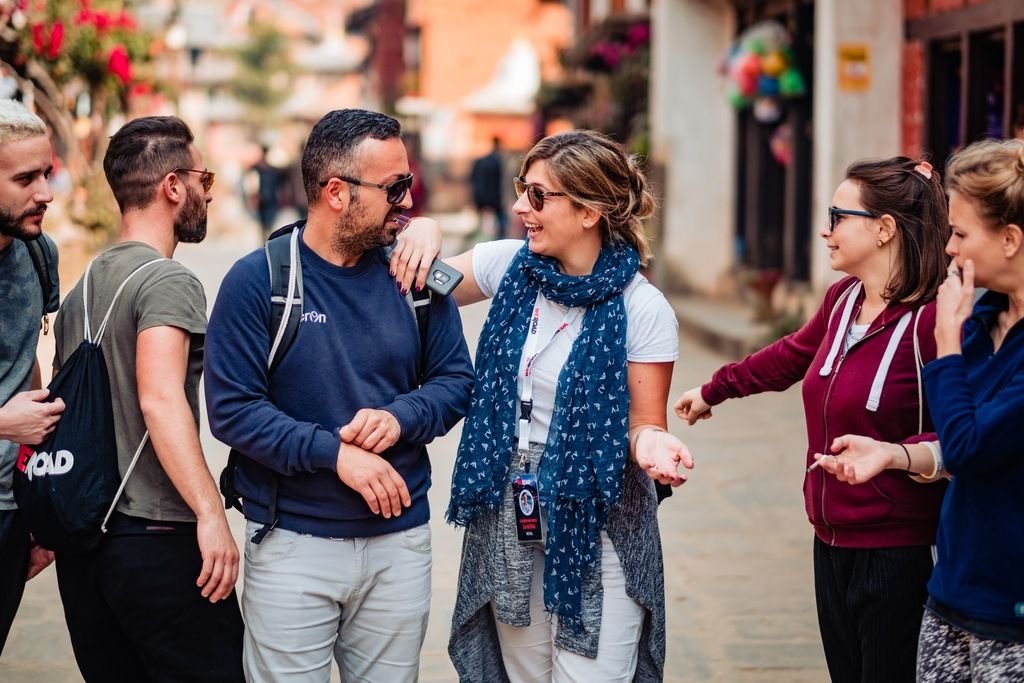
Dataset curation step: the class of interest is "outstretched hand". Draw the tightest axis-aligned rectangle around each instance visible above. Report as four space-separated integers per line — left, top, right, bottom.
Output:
673 387 712 426
634 429 694 487
389 217 442 294
812 434 892 485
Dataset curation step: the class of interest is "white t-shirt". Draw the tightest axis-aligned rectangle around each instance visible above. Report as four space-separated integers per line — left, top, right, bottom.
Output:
473 239 679 445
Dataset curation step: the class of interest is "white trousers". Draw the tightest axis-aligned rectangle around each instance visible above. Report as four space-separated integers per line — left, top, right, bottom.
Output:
241 521 432 683
493 532 645 683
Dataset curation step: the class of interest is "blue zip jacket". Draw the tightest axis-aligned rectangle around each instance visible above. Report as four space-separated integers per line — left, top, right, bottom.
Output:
204 233 474 538
923 290 1024 628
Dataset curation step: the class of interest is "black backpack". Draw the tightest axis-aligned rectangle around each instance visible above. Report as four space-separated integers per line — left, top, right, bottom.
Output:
219 221 432 543
14 258 164 554
24 234 60 333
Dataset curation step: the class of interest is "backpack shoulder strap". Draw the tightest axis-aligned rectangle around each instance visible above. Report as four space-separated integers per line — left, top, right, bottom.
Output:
223 220 304 542
265 222 304 373
25 237 59 336
406 288 431 385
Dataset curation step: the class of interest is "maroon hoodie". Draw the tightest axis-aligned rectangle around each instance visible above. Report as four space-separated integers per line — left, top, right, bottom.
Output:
703 276 946 548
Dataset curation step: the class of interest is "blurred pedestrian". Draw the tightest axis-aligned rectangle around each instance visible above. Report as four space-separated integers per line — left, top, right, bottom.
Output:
470 137 508 239
52 116 243 682
0 99 61 654
675 157 951 683
815 138 1024 681
247 145 284 236
445 130 690 682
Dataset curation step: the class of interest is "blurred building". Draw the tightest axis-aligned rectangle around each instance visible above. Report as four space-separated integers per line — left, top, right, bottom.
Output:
350 0 573 212
652 0 1024 307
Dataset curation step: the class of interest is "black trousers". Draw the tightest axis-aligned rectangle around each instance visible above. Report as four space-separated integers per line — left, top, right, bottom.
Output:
0 508 30 654
55 513 244 683
813 536 934 683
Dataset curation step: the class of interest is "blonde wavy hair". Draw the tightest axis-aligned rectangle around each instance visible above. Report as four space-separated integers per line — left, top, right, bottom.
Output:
519 130 656 266
946 138 1024 230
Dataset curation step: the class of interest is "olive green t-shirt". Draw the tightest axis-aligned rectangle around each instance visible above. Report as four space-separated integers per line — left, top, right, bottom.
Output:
53 242 206 522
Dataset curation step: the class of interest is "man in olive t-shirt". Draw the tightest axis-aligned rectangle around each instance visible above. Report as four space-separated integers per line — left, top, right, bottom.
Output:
50 116 243 682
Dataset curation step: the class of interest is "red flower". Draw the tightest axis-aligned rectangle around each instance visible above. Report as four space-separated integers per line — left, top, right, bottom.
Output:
93 11 111 33
31 23 45 53
48 21 63 59
108 44 132 84
116 12 137 29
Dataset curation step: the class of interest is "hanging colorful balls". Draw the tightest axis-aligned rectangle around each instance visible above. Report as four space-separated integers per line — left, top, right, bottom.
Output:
727 87 751 109
721 20 805 111
761 51 787 77
758 75 780 96
779 68 806 97
739 53 762 79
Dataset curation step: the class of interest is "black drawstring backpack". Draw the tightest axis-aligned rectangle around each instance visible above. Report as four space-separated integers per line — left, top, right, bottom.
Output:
14 258 164 554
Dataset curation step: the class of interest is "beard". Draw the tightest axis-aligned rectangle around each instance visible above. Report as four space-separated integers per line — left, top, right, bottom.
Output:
330 195 397 256
173 185 208 244
0 203 45 240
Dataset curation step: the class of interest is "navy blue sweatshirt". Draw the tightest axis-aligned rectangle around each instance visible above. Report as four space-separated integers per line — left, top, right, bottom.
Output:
923 291 1024 633
204 232 474 538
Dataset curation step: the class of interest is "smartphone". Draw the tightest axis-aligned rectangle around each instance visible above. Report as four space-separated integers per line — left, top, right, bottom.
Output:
383 218 464 297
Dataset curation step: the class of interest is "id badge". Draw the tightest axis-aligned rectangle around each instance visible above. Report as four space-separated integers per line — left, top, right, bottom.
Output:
512 471 542 543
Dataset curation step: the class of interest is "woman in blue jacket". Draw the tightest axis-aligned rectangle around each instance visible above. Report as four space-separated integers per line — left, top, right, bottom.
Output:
817 138 1024 680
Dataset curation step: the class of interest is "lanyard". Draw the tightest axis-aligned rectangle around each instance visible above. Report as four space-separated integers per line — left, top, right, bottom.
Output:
518 293 581 453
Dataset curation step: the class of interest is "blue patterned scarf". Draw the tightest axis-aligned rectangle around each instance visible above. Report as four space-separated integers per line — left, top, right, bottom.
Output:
447 240 639 631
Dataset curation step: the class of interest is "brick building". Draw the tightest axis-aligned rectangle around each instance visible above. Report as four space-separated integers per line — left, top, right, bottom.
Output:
902 1 1024 163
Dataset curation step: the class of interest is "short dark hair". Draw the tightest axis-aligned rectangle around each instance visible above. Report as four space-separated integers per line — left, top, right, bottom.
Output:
301 109 401 206
103 116 195 212
845 157 950 305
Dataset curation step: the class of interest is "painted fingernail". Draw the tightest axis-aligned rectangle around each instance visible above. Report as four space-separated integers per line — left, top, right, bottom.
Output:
415 285 422 292
401 288 408 295
390 270 396 277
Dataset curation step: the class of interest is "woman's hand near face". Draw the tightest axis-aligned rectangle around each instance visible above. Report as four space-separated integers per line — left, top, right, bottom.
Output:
673 387 712 425
389 217 442 293
634 429 694 487
935 259 975 356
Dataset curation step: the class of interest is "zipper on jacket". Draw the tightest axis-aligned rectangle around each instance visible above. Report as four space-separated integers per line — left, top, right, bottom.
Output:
820 351 845 546
819 319 893 545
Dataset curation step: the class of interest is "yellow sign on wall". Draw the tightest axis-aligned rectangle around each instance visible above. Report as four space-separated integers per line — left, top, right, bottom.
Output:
838 44 871 92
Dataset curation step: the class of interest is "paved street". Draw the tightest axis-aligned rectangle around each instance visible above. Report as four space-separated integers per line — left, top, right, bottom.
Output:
1 238 827 682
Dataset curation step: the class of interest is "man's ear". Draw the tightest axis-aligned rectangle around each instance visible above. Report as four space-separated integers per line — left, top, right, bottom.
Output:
878 214 898 245
160 172 183 205
320 178 350 213
1003 223 1023 259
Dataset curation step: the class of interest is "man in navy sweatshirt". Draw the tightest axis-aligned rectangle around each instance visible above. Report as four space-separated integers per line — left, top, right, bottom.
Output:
204 109 474 683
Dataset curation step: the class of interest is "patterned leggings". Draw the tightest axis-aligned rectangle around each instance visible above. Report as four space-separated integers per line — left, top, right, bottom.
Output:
917 610 1024 682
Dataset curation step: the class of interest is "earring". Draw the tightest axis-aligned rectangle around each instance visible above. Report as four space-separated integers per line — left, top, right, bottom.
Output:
876 239 884 247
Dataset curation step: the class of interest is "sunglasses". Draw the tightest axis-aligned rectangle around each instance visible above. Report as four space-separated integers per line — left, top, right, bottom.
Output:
828 207 878 233
514 176 567 212
174 168 215 192
319 173 414 205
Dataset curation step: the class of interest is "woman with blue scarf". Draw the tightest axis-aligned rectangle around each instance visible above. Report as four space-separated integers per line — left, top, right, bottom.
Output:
444 131 691 682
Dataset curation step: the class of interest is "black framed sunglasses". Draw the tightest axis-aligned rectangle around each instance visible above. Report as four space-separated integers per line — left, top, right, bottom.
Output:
319 173 414 205
828 206 878 233
514 176 567 212
173 168 215 192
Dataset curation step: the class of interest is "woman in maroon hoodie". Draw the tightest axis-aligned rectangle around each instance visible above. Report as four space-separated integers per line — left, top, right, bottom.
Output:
675 158 950 683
